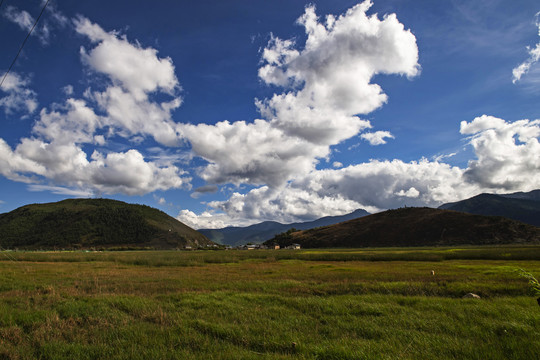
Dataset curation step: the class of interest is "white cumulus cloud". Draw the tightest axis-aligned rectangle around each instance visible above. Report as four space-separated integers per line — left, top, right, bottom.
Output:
0 17 189 196
76 17 180 100
361 131 395 145
180 1 419 187
0 138 190 195
180 119 329 187
35 99 102 144
180 116 540 228
177 209 241 230
395 187 420 198
87 150 189 195
74 17 183 146
461 115 540 190
179 158 471 228
0 72 38 116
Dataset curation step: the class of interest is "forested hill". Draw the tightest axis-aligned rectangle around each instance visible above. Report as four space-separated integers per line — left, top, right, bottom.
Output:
266 207 540 248
0 198 212 250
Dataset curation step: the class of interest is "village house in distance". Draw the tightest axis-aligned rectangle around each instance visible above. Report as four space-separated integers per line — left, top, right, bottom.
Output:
237 243 301 250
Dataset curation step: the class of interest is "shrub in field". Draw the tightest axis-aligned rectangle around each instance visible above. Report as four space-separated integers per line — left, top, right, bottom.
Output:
517 269 540 306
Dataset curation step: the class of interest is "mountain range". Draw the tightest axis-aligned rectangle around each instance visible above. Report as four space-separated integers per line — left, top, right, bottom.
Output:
438 190 540 226
0 189 538 250
201 190 539 246
199 209 370 246
0 198 212 250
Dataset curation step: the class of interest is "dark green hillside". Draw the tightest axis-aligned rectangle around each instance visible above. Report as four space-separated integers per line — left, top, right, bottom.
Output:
266 207 540 248
0 199 212 250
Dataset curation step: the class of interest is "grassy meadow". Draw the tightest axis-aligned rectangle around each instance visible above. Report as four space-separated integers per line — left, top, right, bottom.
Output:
0 246 539 359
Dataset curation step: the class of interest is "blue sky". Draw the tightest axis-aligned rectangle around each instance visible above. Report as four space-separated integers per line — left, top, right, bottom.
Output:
0 0 539 228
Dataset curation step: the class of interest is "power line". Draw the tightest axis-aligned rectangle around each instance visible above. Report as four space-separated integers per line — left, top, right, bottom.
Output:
0 0 50 89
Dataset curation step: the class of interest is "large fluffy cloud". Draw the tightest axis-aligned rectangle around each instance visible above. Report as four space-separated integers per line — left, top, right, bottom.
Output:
180 116 540 228
0 17 188 195
87 150 188 195
178 5 539 228
461 115 540 190
179 159 472 228
76 17 179 100
258 2 418 138
35 99 102 144
179 1 419 186
180 119 329 187
74 17 183 146
90 86 182 146
0 138 189 195
2 2 538 230
0 138 46 183
3 2 420 198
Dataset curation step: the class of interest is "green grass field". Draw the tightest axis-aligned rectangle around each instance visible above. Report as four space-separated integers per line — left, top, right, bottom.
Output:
0 247 539 359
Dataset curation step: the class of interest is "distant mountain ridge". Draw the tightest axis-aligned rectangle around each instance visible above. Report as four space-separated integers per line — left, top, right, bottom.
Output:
202 189 540 246
439 190 540 226
0 198 212 250
199 209 370 246
500 190 540 201
265 207 540 248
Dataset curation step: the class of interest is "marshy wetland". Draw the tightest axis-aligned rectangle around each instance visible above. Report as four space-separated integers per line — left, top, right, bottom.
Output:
0 247 539 359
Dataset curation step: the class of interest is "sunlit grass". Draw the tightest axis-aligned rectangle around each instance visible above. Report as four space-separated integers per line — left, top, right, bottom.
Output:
0 247 539 359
